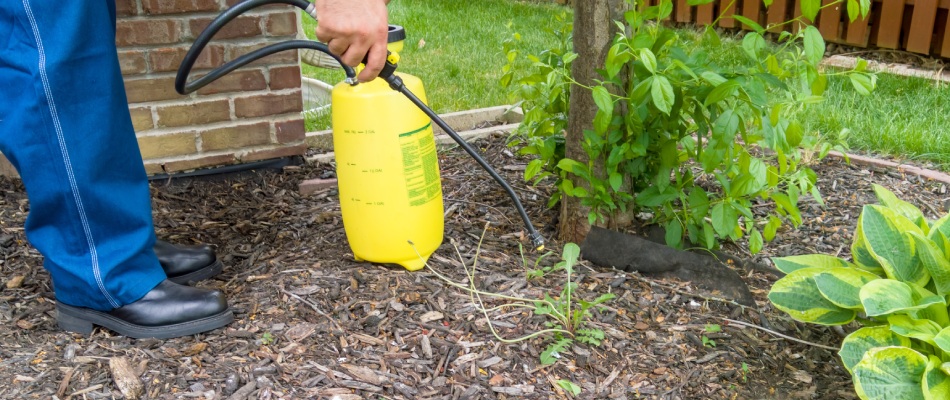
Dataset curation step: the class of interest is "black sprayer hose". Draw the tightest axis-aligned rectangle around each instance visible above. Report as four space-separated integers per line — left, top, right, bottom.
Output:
174 0 545 251
175 0 357 94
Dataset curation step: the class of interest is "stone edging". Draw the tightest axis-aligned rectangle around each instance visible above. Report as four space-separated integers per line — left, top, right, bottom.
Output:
826 151 950 186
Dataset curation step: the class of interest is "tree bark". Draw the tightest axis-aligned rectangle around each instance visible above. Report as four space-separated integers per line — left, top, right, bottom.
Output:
560 0 629 244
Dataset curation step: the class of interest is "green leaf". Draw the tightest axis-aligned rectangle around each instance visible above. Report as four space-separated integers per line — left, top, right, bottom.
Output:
909 232 950 296
887 314 941 344
608 172 623 191
711 202 738 238
703 25 721 47
772 254 856 274
704 80 740 107
929 215 950 244
729 174 757 198
639 48 658 74
557 158 587 176
933 327 950 354
768 267 856 325
592 86 614 116
637 188 678 208
853 212 884 273
658 0 673 19
803 26 825 65
741 32 766 61
861 205 927 285
605 43 628 78
924 355 950 400
786 121 804 148
524 159 544 182
702 222 716 249
860 280 945 317
749 227 764 254
839 326 912 373
700 71 727 87
556 380 581 396
688 187 710 221
665 219 683 248
734 16 765 33
813 267 880 309
811 73 828 96
764 215 781 242
651 75 675 115
853 347 927 400
800 0 821 22
772 192 802 226
562 242 580 268
847 0 859 22
873 184 925 223
850 73 876 95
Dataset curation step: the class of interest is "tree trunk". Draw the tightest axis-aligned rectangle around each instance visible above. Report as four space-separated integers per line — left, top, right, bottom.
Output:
560 0 629 244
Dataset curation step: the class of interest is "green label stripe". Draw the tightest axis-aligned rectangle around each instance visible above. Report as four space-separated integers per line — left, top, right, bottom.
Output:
398 122 432 138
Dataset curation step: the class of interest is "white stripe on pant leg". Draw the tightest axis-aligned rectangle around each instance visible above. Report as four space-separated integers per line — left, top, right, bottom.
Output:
21 0 120 308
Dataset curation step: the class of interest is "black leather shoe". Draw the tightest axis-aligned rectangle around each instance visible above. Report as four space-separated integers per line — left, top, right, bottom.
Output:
154 240 223 285
56 280 234 339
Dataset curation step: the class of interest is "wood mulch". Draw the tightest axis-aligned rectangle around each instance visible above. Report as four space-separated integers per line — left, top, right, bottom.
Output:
0 132 946 399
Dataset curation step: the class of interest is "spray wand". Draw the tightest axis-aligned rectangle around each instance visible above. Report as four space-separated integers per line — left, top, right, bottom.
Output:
176 0 545 251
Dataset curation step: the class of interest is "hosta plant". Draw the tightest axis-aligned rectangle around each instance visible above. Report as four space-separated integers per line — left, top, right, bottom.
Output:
768 184 950 400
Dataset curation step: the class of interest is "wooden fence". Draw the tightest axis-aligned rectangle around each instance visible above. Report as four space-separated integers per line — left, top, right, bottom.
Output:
646 0 950 58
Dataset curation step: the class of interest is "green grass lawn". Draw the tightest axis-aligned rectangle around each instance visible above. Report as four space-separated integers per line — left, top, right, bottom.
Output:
690 29 950 169
799 74 950 168
299 0 571 130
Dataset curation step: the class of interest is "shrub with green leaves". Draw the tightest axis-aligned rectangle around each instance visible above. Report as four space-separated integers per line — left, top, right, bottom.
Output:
503 0 873 254
769 184 950 399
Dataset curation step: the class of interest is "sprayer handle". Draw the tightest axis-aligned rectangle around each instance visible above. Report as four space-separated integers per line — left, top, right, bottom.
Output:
354 51 398 84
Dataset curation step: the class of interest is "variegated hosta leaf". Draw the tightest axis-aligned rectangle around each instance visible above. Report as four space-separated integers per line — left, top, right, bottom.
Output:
931 327 950 354
909 232 950 296
768 267 856 325
814 267 880 309
924 355 950 400
887 314 941 345
772 254 857 274
915 301 950 333
929 215 950 253
840 326 913 374
859 280 945 318
853 346 927 400
925 229 950 273
853 212 884 274
861 205 927 286
873 184 927 231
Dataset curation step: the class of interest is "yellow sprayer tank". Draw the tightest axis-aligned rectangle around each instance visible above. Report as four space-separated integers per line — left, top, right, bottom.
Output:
331 70 443 271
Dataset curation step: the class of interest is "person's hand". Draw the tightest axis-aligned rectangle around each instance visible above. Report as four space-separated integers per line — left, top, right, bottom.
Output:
314 0 390 82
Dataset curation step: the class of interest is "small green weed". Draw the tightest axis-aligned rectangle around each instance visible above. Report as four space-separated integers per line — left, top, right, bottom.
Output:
557 379 582 396
702 324 721 347
422 233 614 382
260 332 275 346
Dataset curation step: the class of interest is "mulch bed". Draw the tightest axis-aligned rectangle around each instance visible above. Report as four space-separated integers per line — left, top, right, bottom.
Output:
0 132 946 399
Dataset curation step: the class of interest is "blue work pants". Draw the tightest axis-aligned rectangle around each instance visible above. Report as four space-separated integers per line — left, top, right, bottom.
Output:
0 1 166 310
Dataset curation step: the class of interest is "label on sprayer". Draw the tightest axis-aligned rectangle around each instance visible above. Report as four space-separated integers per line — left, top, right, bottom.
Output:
399 122 441 207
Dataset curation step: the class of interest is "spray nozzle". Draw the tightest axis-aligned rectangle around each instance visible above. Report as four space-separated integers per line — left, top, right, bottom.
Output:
530 232 545 252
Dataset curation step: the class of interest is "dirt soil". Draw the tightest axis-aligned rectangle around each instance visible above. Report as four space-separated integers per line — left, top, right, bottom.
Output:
0 132 947 400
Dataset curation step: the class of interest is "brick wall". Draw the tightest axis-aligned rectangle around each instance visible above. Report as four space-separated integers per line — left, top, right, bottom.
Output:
117 0 306 176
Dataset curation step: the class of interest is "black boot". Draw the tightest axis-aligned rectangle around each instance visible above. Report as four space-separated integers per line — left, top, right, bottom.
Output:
154 240 223 285
56 280 233 339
